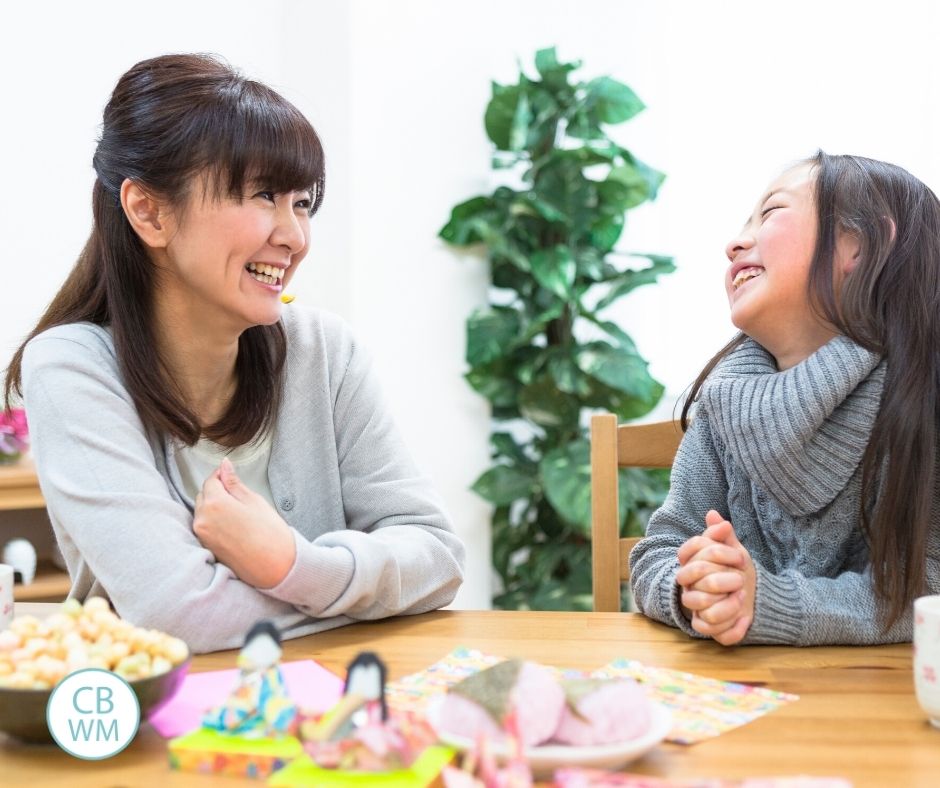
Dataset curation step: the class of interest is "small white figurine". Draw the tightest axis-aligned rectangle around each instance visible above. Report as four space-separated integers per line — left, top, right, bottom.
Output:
3 539 37 585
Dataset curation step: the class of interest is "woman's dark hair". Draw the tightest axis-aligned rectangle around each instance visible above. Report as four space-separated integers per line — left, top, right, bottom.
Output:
4 53 325 446
683 151 940 627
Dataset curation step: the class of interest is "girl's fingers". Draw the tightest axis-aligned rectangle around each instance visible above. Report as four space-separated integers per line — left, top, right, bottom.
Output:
687 570 744 595
713 613 753 647
677 536 717 565
695 592 744 626
687 543 745 568
676 559 742 587
690 612 738 637
680 588 726 611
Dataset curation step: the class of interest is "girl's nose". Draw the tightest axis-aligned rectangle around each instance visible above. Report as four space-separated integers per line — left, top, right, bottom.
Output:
725 232 754 263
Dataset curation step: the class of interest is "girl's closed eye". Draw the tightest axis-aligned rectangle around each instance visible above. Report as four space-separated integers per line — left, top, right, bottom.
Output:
760 205 782 219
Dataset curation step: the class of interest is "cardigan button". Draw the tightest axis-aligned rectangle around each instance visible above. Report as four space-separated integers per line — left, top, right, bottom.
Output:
280 497 294 511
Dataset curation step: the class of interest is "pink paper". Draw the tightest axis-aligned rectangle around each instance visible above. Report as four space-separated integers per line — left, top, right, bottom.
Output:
149 659 345 738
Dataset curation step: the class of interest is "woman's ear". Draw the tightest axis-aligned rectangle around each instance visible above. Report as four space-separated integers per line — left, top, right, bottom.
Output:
120 179 170 249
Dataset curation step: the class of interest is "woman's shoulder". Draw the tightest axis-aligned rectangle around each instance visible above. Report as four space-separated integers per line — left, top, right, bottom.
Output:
280 305 356 361
22 322 116 369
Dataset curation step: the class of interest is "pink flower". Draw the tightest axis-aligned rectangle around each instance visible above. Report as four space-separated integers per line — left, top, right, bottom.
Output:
0 408 29 457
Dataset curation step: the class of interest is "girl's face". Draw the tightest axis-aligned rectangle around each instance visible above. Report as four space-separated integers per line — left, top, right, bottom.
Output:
723 164 837 368
158 176 312 333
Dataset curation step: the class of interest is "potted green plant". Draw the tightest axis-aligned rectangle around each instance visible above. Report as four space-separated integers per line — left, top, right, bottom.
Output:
440 47 674 610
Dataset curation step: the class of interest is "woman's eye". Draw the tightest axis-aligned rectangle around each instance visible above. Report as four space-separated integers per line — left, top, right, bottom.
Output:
294 198 312 211
254 191 276 202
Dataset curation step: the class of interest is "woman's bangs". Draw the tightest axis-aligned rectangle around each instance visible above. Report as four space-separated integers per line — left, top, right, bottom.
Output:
207 83 325 214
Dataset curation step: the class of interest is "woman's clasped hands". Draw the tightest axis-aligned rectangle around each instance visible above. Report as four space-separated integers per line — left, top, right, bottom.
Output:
676 510 756 646
193 458 297 590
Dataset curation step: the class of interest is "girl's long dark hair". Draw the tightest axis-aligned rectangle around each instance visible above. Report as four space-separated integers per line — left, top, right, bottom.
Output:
683 151 940 627
4 53 325 446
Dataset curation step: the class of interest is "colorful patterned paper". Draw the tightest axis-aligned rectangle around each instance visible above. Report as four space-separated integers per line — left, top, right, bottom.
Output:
385 648 798 746
591 659 798 745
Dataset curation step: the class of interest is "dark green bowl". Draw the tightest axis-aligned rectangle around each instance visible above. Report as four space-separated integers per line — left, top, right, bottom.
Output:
0 658 190 743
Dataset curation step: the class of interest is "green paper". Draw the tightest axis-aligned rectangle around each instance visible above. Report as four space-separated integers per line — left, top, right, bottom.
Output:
268 745 455 787
169 727 303 758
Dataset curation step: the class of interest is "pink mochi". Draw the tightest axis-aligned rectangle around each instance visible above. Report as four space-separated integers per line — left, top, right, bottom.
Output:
435 660 566 747
552 679 653 745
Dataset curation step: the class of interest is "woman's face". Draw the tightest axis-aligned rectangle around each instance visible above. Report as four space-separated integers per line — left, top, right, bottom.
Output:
723 163 837 368
158 175 312 332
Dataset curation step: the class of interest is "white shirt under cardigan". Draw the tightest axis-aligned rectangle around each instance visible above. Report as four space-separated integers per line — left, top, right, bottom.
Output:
175 432 277 510
21 306 465 653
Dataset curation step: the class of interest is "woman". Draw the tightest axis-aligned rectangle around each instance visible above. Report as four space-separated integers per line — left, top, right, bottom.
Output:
4 54 464 653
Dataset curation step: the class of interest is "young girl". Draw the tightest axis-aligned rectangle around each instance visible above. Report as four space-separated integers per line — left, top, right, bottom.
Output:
630 152 940 646
3 54 464 653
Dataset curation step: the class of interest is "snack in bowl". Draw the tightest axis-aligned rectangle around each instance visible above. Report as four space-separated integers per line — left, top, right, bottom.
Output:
0 597 190 742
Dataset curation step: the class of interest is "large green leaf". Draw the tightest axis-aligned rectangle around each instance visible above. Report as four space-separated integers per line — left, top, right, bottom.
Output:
540 439 591 529
486 83 532 151
466 307 522 366
576 341 659 399
465 364 519 409
439 196 493 245
583 374 664 422
586 77 645 124
595 256 676 311
518 375 579 428
529 246 576 299
490 432 530 464
548 354 591 396
600 164 652 211
472 464 537 505
589 213 625 252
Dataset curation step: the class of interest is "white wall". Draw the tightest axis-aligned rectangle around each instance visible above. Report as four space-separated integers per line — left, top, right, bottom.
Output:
3 0 940 610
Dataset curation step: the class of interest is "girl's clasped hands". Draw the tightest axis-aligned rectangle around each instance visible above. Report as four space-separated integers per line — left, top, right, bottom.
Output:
676 510 756 645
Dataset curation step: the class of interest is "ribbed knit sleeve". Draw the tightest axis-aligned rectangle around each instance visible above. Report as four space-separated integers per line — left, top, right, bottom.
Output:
630 415 729 637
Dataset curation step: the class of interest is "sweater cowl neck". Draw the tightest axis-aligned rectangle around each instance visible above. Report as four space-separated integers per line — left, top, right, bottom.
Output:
700 335 885 517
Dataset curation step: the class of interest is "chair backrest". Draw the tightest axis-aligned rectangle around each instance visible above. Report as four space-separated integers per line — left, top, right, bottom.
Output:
590 415 682 612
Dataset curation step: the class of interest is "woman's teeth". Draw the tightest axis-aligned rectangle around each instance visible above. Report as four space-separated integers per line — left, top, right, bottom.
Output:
732 267 763 291
246 263 285 285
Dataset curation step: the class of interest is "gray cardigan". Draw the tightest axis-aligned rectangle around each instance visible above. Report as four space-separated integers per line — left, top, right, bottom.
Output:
22 306 465 653
630 335 940 645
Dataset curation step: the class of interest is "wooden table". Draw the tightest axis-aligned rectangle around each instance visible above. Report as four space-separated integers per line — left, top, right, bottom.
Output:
1 609 938 787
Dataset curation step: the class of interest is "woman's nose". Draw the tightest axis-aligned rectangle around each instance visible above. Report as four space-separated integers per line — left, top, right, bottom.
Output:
272 204 307 254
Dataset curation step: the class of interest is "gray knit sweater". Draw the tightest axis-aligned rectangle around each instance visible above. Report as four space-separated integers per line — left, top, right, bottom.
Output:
21 306 465 653
630 335 940 645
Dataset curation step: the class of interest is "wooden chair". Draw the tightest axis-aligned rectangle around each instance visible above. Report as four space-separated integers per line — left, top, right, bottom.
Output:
590 415 683 612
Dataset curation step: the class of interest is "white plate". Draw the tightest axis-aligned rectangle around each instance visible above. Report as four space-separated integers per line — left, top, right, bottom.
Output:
427 698 672 778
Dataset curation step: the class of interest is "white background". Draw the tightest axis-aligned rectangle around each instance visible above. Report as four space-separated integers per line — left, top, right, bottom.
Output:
2 0 939 608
